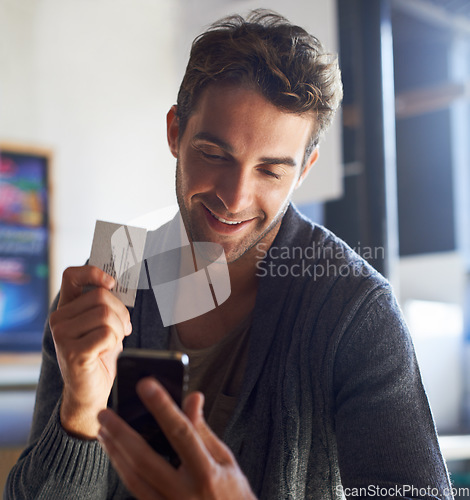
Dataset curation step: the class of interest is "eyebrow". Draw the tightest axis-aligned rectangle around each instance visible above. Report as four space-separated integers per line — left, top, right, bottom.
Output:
259 157 297 168
192 132 297 168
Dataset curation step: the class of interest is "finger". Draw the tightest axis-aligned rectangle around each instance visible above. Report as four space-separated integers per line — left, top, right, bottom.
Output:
52 301 131 344
58 265 115 308
51 288 132 341
55 286 130 326
100 438 165 500
64 326 123 367
136 378 216 479
98 423 165 500
97 409 178 498
183 392 235 465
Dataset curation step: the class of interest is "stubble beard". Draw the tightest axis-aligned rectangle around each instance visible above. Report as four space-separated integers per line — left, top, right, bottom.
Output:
175 159 288 264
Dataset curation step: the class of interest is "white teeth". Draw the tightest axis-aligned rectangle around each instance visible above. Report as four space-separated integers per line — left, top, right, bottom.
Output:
210 211 243 225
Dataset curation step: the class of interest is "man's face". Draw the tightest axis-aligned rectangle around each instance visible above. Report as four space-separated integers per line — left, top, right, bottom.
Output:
168 83 318 263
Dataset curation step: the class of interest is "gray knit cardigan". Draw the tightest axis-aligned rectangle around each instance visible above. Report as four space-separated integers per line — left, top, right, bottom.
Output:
5 205 453 499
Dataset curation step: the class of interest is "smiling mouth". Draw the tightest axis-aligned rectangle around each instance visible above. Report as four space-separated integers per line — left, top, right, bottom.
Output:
209 209 244 225
205 206 252 225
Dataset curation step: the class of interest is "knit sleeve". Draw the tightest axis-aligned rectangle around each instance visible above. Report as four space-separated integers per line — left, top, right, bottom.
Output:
333 289 453 500
3 295 117 499
4 401 112 499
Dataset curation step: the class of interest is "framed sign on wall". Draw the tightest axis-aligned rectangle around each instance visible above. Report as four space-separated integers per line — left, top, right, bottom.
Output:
0 143 52 351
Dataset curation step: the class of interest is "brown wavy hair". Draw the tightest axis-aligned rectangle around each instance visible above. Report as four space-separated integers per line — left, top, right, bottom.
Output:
176 9 343 160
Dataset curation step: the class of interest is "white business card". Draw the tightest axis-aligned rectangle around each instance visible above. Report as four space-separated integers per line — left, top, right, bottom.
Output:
88 220 147 307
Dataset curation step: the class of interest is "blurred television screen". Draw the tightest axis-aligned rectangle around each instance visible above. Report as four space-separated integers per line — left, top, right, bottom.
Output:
0 147 50 351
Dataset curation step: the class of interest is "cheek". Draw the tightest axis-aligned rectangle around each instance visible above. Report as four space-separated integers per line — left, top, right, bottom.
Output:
259 182 295 215
180 161 215 196
264 191 287 214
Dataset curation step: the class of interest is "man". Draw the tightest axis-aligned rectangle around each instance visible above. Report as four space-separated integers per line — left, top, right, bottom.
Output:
6 10 453 500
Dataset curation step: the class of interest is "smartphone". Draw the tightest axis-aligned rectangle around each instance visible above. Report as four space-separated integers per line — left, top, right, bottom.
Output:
113 349 189 467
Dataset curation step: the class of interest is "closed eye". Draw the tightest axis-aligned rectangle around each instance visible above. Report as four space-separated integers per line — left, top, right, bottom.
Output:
198 150 229 161
260 169 281 180
203 152 226 160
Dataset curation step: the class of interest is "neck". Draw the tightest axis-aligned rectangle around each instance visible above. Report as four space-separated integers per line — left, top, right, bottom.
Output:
172 221 282 348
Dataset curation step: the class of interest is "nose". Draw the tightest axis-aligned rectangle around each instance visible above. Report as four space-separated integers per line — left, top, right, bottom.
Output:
216 167 254 215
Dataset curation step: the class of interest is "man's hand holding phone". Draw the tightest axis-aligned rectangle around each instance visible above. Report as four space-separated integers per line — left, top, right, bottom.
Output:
97 378 257 500
113 350 189 467
49 265 132 439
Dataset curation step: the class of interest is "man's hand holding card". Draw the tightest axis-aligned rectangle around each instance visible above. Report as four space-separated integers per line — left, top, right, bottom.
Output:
49 221 146 439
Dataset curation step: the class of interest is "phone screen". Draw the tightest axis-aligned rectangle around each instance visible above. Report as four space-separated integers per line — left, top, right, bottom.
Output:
113 349 189 467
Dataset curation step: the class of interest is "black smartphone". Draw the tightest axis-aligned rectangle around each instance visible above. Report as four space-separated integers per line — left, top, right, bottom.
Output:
113 349 189 467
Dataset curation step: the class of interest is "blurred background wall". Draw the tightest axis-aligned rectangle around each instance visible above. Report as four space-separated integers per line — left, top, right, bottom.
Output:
0 0 180 289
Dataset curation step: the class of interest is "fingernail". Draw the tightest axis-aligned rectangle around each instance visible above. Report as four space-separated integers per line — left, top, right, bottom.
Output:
125 322 132 335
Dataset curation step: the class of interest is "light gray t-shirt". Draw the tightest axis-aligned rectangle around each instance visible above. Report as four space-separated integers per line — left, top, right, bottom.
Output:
169 315 251 438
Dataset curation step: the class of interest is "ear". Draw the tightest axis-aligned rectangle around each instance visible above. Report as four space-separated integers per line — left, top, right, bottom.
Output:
167 105 179 158
295 147 319 189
